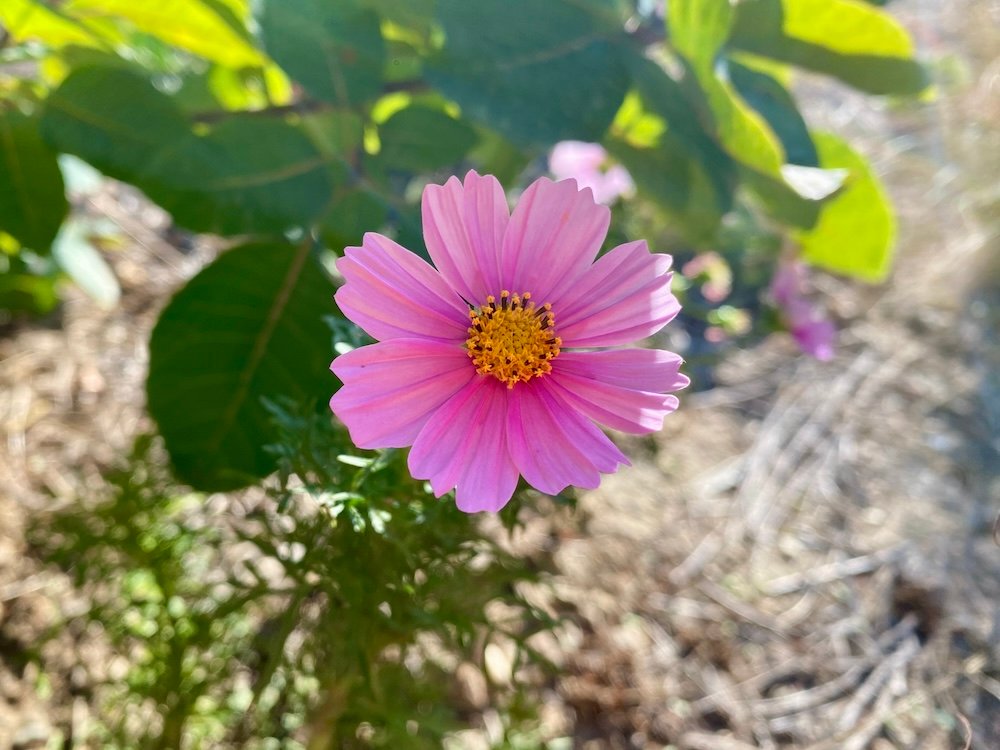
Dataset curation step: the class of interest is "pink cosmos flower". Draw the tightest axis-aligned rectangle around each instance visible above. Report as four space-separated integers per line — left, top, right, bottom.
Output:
330 171 688 513
769 260 836 361
548 141 634 205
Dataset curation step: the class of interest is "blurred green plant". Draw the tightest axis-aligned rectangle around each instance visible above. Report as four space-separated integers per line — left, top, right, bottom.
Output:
0 0 926 484
30 417 554 748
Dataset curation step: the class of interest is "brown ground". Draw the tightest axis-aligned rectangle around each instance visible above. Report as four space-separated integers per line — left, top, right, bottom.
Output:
1 1 998 748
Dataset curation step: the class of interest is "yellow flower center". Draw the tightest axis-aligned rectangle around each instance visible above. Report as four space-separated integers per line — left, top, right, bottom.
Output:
466 290 562 389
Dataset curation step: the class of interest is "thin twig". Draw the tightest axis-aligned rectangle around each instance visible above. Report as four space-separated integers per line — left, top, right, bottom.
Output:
761 545 907 597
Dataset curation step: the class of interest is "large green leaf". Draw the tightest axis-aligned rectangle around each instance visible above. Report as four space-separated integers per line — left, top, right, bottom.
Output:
143 118 339 236
258 0 385 106
63 0 264 67
0 112 69 252
731 0 927 95
375 105 478 172
798 132 895 281
41 67 339 235
426 0 629 146
667 0 784 176
147 242 336 490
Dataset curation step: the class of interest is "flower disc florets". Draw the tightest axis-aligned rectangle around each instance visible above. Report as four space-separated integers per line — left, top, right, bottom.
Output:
466 290 561 388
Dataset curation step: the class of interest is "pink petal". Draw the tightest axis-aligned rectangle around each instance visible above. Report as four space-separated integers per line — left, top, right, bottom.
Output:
330 338 474 449
792 319 836 361
546 348 689 434
500 177 610 303
555 349 690 392
408 377 520 513
421 171 509 303
553 240 680 348
335 232 468 342
506 380 628 496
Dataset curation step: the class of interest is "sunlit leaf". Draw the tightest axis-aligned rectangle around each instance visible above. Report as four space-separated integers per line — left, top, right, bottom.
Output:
0 112 69 253
780 0 913 57
147 242 336 490
0 0 107 48
798 132 895 281
728 60 817 167
258 0 385 106
731 0 927 95
609 91 667 150
668 0 732 69
427 0 629 146
63 0 264 67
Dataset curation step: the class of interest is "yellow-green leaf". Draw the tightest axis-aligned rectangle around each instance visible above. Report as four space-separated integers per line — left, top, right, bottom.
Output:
0 0 106 47
64 0 265 67
668 0 784 175
782 0 914 58
798 132 895 282
731 0 927 95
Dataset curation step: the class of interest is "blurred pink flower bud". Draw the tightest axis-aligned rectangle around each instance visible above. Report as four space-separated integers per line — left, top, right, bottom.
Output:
769 260 836 361
548 141 635 205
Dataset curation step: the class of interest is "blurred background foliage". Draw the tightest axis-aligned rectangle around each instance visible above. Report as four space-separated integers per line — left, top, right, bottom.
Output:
0 0 930 746
0 0 926 491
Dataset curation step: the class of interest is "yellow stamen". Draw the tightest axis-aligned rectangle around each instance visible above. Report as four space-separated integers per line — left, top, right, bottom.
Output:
466 290 561 388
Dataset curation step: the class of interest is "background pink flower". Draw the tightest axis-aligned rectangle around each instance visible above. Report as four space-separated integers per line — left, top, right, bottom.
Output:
770 260 836 361
330 171 687 513
548 141 635 205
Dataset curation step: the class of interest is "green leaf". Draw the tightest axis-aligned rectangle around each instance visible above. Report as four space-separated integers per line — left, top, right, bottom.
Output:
728 60 818 166
41 67 339 236
698 73 785 174
41 66 191 184
144 117 339 236
63 0 264 67
147 242 336 490
798 132 895 281
608 136 725 243
360 0 434 31
625 54 736 213
668 0 733 70
0 267 60 316
427 0 629 146
667 1 784 175
258 0 385 106
300 110 364 158
0 0 107 48
375 106 478 172
742 167 822 229
319 189 387 251
778 0 913 57
0 112 69 252
731 0 927 95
